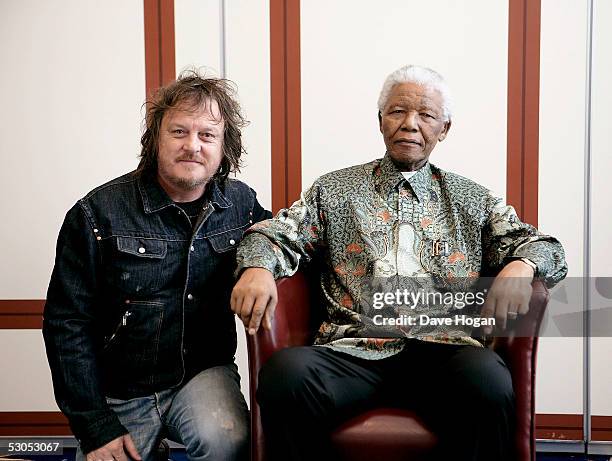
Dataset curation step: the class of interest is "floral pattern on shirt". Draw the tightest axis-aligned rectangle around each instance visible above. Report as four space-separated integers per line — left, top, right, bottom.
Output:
237 155 567 359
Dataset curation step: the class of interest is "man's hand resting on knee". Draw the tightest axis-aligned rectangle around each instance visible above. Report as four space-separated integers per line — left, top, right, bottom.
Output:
86 434 141 461
231 268 277 335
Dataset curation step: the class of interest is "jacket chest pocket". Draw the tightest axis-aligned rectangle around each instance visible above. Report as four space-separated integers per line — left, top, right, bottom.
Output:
206 226 246 251
110 236 168 296
203 226 247 274
205 226 247 253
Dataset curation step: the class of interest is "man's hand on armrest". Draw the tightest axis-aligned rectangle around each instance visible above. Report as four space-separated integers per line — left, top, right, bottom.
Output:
231 268 278 335
480 260 535 333
86 434 141 461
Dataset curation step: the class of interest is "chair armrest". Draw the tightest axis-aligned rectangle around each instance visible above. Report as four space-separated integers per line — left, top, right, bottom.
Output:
491 279 549 370
246 271 313 461
246 271 313 367
491 279 549 461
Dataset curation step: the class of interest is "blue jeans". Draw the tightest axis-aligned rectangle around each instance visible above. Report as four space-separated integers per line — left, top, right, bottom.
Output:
77 363 249 461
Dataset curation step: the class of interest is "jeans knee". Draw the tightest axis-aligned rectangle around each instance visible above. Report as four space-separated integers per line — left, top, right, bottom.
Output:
184 415 249 460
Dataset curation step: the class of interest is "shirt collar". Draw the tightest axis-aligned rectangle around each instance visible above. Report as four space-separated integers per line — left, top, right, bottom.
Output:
138 171 233 214
373 153 433 202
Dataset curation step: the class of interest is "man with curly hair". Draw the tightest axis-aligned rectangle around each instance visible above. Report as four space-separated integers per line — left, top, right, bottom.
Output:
44 70 270 461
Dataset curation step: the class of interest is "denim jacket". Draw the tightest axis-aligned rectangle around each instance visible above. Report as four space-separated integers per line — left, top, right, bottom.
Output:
43 170 270 453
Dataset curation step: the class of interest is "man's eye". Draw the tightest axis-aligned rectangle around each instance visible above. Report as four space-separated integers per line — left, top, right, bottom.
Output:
173 129 185 135
201 132 215 139
421 113 435 119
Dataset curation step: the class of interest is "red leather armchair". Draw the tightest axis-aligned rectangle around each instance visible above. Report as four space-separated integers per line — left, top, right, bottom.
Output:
247 272 549 461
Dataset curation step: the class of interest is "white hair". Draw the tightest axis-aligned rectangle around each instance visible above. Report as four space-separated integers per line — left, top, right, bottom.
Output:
377 65 453 121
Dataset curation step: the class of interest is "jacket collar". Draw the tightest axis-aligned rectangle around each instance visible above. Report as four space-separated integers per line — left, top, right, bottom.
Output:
138 171 233 214
373 153 433 202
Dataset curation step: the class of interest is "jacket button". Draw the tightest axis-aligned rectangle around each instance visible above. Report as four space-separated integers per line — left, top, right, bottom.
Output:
229 239 236 245
187 293 194 301
138 247 146 254
190 245 195 252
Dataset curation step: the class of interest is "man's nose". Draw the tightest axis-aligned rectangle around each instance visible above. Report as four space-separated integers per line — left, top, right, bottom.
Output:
183 134 200 153
400 112 418 131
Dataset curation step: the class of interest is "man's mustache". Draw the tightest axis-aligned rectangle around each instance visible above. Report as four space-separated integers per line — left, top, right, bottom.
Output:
176 154 204 163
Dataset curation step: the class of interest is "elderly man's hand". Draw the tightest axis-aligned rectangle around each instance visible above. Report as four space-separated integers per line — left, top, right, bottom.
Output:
480 260 535 334
231 268 277 335
86 434 141 461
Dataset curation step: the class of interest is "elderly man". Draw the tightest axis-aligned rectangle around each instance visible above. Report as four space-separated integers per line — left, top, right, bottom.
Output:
231 65 567 460
43 70 270 461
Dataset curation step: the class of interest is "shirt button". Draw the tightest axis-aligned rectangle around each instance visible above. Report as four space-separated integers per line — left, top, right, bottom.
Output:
138 247 146 254
229 239 236 245
187 293 194 301
190 245 195 252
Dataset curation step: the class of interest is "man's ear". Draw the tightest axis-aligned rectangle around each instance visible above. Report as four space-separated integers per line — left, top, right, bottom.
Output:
378 111 382 132
438 119 451 141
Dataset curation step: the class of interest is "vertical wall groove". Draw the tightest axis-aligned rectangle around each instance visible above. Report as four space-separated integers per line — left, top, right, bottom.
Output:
219 0 227 78
583 0 594 450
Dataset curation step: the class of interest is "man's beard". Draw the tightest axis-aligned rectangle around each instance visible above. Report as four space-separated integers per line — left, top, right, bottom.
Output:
168 174 211 190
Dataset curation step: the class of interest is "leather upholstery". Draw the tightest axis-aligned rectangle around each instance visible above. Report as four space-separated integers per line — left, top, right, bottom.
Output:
247 272 548 461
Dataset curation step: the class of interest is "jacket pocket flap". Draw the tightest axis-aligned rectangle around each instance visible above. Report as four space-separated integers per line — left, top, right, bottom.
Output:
116 237 167 259
206 228 245 253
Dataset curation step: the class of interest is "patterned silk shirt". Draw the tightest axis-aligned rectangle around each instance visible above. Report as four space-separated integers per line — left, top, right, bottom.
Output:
236 155 567 359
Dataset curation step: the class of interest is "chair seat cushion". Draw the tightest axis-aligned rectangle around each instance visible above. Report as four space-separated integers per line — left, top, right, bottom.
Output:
330 408 438 461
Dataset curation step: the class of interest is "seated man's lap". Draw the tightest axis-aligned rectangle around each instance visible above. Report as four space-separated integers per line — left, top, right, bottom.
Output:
386 341 515 427
258 343 514 424
257 346 390 426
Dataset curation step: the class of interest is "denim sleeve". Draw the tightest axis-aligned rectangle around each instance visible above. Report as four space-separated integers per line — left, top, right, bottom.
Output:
250 187 273 221
481 192 568 287
42 203 128 454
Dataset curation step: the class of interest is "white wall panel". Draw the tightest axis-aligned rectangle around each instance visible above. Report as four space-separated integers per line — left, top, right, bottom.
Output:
0 331 58 411
175 0 222 76
537 0 588 417
590 0 612 280
226 0 272 211
539 0 587 278
0 0 145 411
300 0 508 196
0 0 146 300
590 0 612 418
